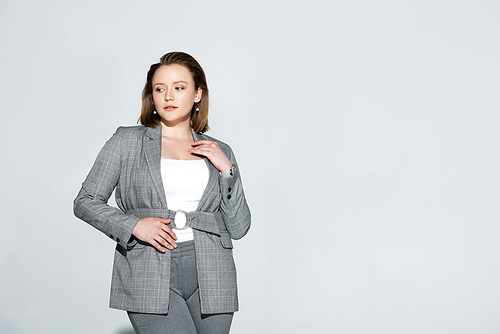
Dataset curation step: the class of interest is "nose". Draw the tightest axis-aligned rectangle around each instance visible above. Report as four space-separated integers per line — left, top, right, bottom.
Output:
164 88 174 101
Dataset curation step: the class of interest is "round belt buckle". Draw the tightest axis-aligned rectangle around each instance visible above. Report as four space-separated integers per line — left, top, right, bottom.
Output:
174 210 188 229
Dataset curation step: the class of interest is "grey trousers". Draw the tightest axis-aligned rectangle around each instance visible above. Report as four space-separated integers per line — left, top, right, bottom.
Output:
127 240 234 334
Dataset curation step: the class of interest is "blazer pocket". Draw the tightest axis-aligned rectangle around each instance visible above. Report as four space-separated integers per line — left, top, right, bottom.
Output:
219 231 234 249
133 240 147 249
127 238 147 251
117 239 146 257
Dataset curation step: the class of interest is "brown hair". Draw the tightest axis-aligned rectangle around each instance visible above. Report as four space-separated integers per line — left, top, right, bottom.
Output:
139 52 210 133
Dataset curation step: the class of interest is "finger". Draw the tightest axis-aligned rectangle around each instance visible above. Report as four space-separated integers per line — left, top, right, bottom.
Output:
156 233 177 250
161 225 177 240
158 230 174 242
189 144 211 151
190 145 216 155
189 148 210 157
158 232 177 247
156 218 172 225
150 239 167 252
154 218 176 238
191 140 213 147
153 229 177 249
189 149 211 159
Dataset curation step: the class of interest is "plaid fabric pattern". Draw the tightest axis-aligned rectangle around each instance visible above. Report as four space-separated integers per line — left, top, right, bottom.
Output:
74 125 251 314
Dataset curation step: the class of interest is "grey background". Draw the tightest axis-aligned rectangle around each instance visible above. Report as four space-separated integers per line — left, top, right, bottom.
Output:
1 1 499 333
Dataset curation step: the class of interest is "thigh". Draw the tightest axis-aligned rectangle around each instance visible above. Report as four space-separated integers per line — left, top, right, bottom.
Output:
186 288 234 334
128 291 197 334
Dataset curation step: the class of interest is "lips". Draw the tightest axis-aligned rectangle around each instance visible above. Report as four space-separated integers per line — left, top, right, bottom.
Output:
164 105 178 111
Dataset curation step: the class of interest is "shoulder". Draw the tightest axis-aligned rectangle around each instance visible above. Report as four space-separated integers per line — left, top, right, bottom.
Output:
103 125 149 152
113 125 148 139
110 125 152 144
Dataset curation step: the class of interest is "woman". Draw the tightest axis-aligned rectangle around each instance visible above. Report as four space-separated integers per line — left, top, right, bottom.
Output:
74 52 251 334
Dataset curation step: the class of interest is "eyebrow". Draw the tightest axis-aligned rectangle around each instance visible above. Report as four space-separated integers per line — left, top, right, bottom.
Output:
153 81 189 86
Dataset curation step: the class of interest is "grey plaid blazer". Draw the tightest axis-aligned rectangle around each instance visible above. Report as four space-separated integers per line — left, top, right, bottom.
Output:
73 125 251 314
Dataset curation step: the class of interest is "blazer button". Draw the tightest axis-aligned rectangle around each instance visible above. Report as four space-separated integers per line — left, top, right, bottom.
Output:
116 238 120 243
227 195 232 199
110 234 114 240
228 187 232 192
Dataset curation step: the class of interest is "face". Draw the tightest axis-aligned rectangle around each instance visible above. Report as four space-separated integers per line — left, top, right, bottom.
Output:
152 64 202 127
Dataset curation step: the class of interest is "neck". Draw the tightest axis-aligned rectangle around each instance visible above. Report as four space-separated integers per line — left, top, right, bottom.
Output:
160 119 193 140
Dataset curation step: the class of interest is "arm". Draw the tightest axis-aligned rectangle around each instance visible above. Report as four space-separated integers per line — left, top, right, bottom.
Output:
74 127 178 251
190 140 251 240
73 128 140 249
218 150 251 240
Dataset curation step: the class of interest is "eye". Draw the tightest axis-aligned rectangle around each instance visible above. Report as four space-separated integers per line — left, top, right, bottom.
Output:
155 87 165 92
175 86 185 90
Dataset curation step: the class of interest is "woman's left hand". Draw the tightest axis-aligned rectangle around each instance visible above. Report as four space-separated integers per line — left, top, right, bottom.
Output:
189 140 232 173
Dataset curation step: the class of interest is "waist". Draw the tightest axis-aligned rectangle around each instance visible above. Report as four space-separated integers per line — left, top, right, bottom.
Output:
125 208 225 237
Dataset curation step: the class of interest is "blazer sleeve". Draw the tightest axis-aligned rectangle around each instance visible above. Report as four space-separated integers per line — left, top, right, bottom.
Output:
218 144 251 240
73 127 140 249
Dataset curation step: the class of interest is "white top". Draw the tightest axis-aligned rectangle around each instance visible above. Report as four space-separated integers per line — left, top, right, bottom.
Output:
160 158 209 243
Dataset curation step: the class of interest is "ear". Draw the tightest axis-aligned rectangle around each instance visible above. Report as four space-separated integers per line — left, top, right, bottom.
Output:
195 87 203 103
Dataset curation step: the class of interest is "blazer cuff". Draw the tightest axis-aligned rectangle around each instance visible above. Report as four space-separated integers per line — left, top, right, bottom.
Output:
107 214 140 250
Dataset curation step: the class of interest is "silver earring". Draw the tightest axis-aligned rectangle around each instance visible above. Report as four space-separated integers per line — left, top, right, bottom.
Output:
195 102 199 112
153 106 157 115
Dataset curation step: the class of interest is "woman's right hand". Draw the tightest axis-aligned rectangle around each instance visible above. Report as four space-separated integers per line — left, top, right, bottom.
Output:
132 217 177 252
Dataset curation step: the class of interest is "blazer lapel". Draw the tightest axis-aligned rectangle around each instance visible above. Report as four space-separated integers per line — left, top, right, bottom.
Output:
144 125 168 208
192 130 219 211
